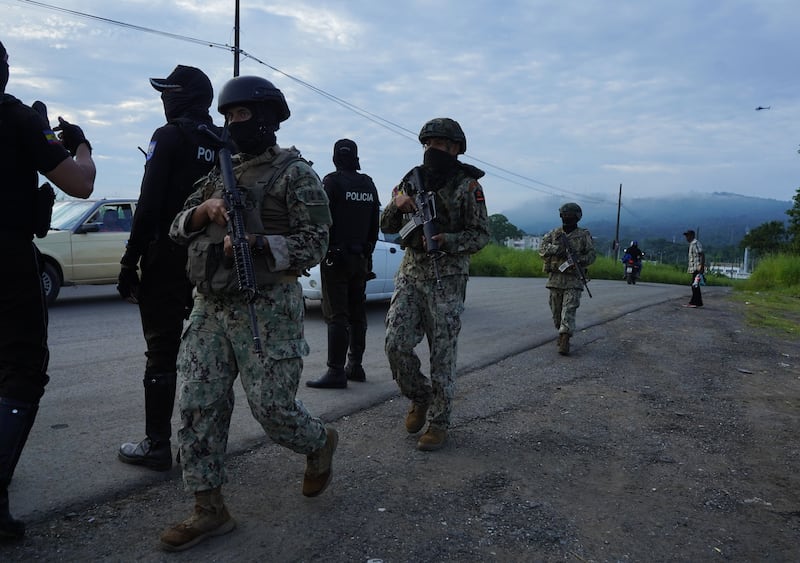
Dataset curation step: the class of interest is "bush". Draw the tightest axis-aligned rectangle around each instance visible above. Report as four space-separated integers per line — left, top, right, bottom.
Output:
745 254 800 291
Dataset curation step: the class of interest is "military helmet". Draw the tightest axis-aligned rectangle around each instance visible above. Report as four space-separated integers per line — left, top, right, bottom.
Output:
559 202 583 221
418 117 467 154
217 76 290 122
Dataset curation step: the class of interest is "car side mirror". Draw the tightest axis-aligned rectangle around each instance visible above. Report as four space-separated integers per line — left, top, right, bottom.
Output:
76 223 101 234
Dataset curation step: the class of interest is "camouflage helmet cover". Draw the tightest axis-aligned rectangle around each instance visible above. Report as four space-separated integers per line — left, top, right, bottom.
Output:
418 117 467 154
217 75 290 122
559 202 583 221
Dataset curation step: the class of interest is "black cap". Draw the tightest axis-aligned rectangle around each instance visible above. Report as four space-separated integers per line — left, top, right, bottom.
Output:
683 229 695 237
334 138 358 158
333 138 360 171
150 65 212 94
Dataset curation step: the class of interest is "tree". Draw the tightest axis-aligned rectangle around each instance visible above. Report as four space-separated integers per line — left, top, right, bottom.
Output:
739 221 787 256
785 187 800 253
488 214 525 245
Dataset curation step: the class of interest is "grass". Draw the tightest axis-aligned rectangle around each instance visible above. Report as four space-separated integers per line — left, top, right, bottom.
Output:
732 254 800 336
470 244 799 335
469 244 734 286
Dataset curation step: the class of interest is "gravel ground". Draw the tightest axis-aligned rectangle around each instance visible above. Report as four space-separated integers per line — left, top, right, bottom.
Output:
2 292 799 562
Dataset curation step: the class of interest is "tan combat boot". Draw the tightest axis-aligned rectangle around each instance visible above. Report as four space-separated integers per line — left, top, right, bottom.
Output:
159 487 236 552
303 427 338 497
417 425 447 451
558 333 570 356
404 402 429 434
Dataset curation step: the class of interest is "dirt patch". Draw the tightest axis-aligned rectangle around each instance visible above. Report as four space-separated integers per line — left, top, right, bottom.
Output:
3 295 800 562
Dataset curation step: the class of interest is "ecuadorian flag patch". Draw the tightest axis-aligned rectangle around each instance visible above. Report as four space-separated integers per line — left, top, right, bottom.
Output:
43 129 59 145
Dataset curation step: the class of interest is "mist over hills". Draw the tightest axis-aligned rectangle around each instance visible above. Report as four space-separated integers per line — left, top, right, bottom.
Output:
502 192 792 247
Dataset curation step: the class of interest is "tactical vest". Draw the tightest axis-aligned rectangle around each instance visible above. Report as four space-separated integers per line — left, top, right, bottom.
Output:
187 148 305 295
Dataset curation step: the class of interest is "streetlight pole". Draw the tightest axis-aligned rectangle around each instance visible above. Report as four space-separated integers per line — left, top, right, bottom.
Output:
233 0 240 77
613 183 622 261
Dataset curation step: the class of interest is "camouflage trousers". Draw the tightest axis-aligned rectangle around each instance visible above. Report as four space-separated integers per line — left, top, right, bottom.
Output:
176 287 326 492
385 273 467 430
548 287 583 335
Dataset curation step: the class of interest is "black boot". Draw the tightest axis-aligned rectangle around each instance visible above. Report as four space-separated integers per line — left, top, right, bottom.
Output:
118 373 176 471
0 397 38 540
306 367 347 389
344 321 367 382
307 324 348 389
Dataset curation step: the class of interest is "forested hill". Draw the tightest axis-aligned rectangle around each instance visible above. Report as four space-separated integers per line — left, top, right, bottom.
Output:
503 192 791 247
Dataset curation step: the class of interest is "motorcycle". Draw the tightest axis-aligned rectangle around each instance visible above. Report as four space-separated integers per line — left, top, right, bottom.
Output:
622 254 642 285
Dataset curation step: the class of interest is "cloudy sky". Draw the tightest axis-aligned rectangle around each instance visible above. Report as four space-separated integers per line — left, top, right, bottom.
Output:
2 0 798 217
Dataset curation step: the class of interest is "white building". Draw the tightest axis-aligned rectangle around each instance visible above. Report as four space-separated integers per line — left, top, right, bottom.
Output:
505 235 541 250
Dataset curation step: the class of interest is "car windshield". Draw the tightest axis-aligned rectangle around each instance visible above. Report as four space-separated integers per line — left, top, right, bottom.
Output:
50 201 96 230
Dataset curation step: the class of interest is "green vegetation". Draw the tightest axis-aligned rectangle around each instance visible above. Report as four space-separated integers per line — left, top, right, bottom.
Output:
732 254 800 335
469 244 797 335
469 244 733 286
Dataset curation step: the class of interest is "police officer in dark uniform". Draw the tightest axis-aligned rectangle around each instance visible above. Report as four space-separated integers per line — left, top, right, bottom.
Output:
0 39 95 539
306 139 380 389
116 65 221 471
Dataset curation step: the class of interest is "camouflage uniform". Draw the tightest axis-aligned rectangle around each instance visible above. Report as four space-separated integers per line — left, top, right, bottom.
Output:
170 146 331 492
538 226 596 336
380 164 489 430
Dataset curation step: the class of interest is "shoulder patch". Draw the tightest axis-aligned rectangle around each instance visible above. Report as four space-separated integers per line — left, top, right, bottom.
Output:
469 180 485 203
43 129 59 145
146 140 157 162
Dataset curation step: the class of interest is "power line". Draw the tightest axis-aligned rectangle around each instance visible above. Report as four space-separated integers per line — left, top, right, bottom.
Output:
13 0 612 204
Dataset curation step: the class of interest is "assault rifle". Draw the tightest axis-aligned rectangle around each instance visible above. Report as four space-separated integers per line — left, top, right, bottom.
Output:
399 166 443 288
558 231 593 298
200 125 264 357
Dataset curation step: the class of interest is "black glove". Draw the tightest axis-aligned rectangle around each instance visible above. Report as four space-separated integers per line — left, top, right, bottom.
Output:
54 116 92 156
117 266 141 304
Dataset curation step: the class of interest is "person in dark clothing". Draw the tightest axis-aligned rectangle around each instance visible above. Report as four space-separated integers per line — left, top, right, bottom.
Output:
623 240 645 261
621 240 645 279
0 39 95 540
116 65 222 471
306 139 380 389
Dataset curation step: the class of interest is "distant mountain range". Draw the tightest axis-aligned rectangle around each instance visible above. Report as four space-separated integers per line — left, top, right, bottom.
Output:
502 192 792 248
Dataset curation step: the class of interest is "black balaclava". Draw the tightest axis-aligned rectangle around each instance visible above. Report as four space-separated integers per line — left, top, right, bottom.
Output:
150 65 213 122
423 146 457 174
228 103 279 155
422 146 458 189
0 41 9 93
332 138 360 171
561 214 579 233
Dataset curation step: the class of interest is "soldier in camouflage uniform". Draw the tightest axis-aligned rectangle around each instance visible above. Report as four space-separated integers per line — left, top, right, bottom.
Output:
538 203 596 355
381 118 489 452
160 76 337 552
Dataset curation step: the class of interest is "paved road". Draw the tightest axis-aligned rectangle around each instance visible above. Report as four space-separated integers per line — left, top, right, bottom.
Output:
13 277 693 521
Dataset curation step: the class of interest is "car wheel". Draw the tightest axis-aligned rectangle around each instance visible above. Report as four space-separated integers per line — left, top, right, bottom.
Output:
41 262 61 306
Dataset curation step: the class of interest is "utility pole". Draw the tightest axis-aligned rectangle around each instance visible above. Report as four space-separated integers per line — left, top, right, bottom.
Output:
613 183 622 261
233 0 240 77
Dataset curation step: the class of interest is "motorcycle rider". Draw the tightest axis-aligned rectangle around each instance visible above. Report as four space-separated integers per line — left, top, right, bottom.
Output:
622 240 645 279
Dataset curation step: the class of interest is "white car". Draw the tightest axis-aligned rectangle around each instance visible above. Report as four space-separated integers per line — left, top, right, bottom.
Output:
34 199 137 305
301 231 405 302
